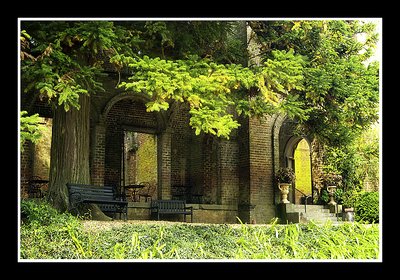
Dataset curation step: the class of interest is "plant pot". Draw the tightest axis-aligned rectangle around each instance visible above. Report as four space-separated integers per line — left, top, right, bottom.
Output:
278 183 291 204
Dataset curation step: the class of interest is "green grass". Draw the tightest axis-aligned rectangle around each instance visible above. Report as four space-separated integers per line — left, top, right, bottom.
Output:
19 200 380 260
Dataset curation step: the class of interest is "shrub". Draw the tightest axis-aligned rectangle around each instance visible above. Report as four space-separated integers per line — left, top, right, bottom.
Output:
341 188 360 208
354 191 379 223
275 167 296 184
20 199 89 259
319 187 344 205
20 199 61 226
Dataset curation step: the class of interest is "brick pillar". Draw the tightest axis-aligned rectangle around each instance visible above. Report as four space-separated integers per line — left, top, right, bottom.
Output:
90 122 106 185
219 139 239 205
158 128 172 199
238 116 251 223
248 115 276 224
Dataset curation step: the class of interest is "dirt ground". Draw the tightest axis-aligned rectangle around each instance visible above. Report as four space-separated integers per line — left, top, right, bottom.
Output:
81 219 266 232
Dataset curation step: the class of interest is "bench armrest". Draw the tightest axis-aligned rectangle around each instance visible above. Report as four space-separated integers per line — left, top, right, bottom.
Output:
69 192 82 204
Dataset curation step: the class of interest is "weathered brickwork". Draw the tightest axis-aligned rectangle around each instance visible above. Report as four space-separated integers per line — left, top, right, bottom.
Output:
169 103 191 188
90 124 106 185
219 139 239 205
20 142 33 198
158 128 172 199
200 135 219 203
248 115 276 223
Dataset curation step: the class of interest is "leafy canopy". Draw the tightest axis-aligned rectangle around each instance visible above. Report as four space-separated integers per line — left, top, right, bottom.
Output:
249 20 380 147
21 20 308 139
21 20 379 142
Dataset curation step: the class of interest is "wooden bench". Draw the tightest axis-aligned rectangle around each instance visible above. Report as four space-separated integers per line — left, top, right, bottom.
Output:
151 200 193 222
67 183 128 220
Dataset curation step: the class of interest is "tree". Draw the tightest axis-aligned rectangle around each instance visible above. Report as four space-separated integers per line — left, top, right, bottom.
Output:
20 21 137 218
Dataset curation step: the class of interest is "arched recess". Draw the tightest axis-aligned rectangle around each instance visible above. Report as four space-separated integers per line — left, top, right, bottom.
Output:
273 115 314 205
96 92 169 199
283 135 313 204
100 92 167 131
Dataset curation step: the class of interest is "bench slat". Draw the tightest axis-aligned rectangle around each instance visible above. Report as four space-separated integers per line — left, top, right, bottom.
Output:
151 200 193 222
67 183 127 221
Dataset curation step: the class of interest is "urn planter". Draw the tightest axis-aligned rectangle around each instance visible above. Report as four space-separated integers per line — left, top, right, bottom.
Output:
278 183 291 204
327 185 337 205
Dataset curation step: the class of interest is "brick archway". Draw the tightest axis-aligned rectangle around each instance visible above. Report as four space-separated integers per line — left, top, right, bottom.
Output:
277 117 314 204
90 92 171 199
100 92 167 131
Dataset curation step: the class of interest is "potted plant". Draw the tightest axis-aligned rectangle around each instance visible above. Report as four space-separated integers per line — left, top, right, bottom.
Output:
275 167 295 203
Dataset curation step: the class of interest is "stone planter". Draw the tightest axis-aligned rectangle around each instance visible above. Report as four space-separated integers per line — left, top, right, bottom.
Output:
343 207 355 222
278 183 291 204
327 185 337 205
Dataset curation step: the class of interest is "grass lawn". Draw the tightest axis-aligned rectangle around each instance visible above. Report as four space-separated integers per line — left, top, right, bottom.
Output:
20 216 380 261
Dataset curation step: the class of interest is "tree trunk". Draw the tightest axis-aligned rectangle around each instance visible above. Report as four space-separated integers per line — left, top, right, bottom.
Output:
47 94 111 220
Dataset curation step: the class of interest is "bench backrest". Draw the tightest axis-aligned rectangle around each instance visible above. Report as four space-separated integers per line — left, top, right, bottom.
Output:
67 183 117 202
151 200 187 212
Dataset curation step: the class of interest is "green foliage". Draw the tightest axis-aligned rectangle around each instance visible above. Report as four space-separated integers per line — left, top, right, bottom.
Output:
21 20 379 141
319 187 344 205
20 111 44 151
21 199 61 226
352 125 380 191
136 134 157 184
116 49 307 138
20 201 380 260
20 22 131 112
275 167 296 184
20 199 93 259
322 125 380 194
250 20 379 148
341 190 379 223
354 191 379 223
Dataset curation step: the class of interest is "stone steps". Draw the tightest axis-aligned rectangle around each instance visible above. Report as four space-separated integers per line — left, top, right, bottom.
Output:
285 204 342 224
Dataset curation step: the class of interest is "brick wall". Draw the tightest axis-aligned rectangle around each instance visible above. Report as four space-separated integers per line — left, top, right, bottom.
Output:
219 138 239 205
202 134 219 204
169 103 191 187
20 141 33 198
90 124 106 185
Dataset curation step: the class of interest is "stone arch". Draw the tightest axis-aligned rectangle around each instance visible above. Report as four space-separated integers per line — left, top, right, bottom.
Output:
275 115 314 204
94 92 171 199
100 92 167 131
283 135 312 170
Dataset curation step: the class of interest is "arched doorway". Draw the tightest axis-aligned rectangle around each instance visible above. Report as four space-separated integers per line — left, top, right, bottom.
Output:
283 136 313 204
100 92 168 201
293 139 312 204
